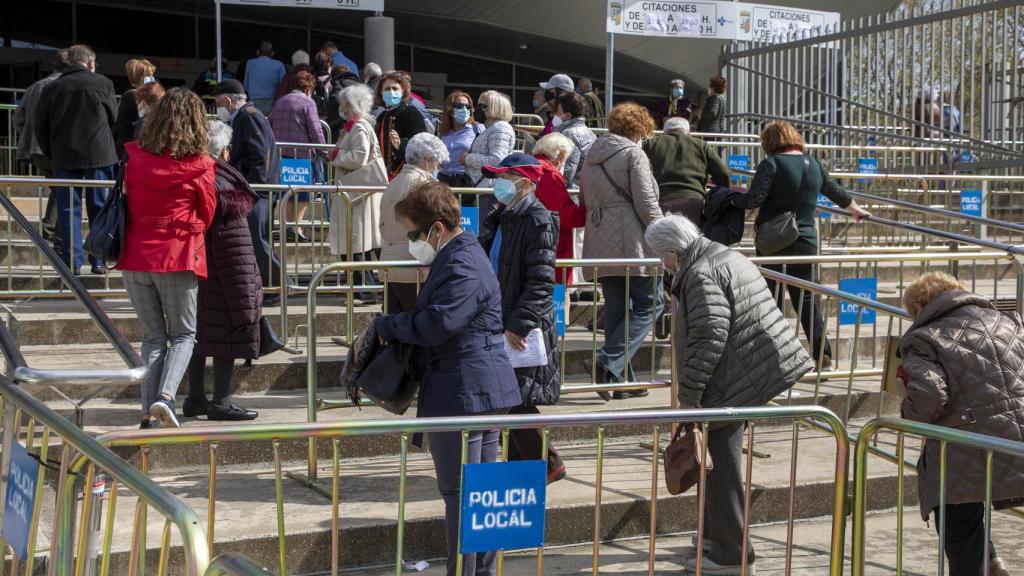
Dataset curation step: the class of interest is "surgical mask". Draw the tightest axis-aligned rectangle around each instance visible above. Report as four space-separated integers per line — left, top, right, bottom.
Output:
551 114 564 128
382 90 402 108
216 106 231 123
137 104 148 118
531 99 540 109
493 178 518 205
453 107 471 125
431 169 439 179
672 87 685 99
474 107 488 124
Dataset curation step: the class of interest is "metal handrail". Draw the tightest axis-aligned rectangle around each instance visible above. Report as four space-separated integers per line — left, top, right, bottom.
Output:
204 553 272 576
852 417 1024 576
844 189 1024 234
0 190 146 387
0 372 210 575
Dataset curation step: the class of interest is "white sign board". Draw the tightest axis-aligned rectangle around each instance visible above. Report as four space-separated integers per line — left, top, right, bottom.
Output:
217 0 384 11
607 0 838 42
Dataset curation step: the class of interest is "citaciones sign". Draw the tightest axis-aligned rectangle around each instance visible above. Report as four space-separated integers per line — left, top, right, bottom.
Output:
217 0 384 11
607 0 839 42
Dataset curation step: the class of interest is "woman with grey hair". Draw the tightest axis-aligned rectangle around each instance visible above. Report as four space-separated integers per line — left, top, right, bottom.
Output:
206 120 233 160
378 133 449 312
329 83 389 302
645 214 812 574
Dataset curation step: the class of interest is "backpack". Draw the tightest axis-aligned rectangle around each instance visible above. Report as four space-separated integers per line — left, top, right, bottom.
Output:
312 76 332 115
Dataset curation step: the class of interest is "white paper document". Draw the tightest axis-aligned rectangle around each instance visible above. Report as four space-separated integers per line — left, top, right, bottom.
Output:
504 328 547 369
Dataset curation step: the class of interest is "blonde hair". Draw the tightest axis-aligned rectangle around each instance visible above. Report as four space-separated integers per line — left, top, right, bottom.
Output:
533 132 574 164
760 120 805 155
125 58 156 88
479 90 514 123
904 271 966 318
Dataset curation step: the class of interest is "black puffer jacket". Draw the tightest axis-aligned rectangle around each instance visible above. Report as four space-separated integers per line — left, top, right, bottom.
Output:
672 236 812 408
479 194 561 406
195 159 263 359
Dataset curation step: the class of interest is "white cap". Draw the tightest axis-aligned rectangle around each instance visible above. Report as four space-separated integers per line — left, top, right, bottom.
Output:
539 73 574 92
292 50 310 66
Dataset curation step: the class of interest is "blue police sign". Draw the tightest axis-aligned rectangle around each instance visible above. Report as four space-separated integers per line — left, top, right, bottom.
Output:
461 207 478 236
839 277 877 326
857 158 878 184
960 189 983 217
727 154 750 185
553 284 567 337
818 193 832 219
3 442 39 561
279 158 313 186
460 460 546 553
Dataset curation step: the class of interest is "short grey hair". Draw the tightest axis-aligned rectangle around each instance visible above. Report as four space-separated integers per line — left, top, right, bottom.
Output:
405 133 450 167
226 93 247 103
664 117 690 134
363 62 382 80
207 120 233 157
644 214 702 257
338 84 374 117
291 50 309 66
670 78 686 88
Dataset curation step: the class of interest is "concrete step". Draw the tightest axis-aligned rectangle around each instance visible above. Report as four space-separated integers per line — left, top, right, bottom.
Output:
71 418 928 574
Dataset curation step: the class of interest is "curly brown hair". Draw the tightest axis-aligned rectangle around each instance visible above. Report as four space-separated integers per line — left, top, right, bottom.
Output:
709 76 727 94
375 71 410 108
759 120 805 155
137 87 208 158
608 102 655 141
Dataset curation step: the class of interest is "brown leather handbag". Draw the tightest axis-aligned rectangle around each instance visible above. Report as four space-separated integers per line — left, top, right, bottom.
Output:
664 423 713 495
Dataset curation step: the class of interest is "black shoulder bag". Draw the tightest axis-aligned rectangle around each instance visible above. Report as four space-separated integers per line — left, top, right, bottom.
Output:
754 156 810 256
84 159 127 263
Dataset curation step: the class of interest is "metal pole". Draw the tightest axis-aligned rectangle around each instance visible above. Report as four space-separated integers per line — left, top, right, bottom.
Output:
215 0 223 82
605 33 615 112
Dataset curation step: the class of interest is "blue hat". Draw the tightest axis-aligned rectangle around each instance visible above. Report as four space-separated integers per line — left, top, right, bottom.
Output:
482 153 543 183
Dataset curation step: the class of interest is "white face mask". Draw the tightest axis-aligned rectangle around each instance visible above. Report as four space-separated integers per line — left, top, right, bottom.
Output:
551 114 564 128
216 106 231 123
137 104 148 118
408 239 436 265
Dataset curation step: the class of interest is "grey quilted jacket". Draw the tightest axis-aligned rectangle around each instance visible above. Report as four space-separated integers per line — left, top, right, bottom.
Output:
672 237 812 408
899 290 1024 520
554 116 596 188
464 121 515 189
580 134 663 277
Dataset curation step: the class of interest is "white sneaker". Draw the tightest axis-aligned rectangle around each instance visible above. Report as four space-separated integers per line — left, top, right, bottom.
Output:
683 555 755 575
149 398 180 428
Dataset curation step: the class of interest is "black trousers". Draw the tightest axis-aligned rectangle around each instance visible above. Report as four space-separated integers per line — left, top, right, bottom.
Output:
504 405 564 474
385 282 419 314
760 239 833 360
934 502 998 576
186 355 235 404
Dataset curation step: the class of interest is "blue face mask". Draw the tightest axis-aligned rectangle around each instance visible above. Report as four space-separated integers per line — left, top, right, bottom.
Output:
453 108 471 125
532 99 540 109
493 178 518 205
671 87 685 99
382 91 402 108
431 169 439 179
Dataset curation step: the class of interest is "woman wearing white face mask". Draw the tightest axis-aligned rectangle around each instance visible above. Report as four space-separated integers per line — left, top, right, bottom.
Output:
130 81 165 143
374 181 521 576
378 133 449 312
374 71 428 179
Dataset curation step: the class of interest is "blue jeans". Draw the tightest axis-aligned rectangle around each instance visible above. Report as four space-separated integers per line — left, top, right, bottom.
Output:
597 275 663 382
53 166 114 271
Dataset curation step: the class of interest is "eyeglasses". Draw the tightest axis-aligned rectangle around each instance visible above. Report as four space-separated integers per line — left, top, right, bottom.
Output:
452 104 471 110
477 103 489 111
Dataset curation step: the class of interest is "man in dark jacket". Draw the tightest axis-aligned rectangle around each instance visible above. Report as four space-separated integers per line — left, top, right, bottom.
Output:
478 154 565 483
645 214 812 575
14 48 68 243
642 117 731 224
34 44 117 274
211 79 283 294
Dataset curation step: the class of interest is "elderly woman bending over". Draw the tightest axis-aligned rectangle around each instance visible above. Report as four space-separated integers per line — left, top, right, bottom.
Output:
898 271 1023 576
645 214 812 575
378 133 448 312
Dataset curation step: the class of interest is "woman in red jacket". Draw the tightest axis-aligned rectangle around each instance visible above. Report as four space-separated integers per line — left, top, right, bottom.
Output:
531 132 587 285
118 87 217 429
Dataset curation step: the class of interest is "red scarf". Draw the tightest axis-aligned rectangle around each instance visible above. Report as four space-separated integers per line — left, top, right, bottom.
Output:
343 115 362 133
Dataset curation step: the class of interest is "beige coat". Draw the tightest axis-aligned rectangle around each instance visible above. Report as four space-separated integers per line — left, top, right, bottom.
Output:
330 116 388 255
378 164 434 283
579 133 663 277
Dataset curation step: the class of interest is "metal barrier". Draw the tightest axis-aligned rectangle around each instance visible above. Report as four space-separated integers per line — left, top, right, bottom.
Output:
852 417 1024 576
204 554 273 576
89 405 851 576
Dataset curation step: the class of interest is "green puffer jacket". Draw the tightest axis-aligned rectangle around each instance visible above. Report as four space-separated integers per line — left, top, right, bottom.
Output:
671 236 812 408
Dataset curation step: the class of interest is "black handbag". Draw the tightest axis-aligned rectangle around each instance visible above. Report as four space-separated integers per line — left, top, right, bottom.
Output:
84 160 127 263
754 157 810 255
355 340 419 415
258 316 285 357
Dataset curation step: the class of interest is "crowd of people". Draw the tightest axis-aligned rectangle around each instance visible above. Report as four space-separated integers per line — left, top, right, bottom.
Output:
13 40 1024 576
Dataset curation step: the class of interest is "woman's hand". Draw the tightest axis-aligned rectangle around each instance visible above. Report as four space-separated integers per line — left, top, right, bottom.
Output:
389 130 401 150
505 330 527 351
847 200 872 222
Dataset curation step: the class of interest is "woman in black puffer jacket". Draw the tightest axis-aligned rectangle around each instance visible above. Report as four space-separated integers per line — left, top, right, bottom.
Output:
184 122 263 421
478 153 565 484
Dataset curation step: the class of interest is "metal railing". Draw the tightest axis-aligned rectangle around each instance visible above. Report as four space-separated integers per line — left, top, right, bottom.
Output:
89 405 851 576
852 417 1024 576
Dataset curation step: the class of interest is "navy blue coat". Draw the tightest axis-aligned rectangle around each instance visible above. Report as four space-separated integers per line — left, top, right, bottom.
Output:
228 102 278 186
374 232 522 418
